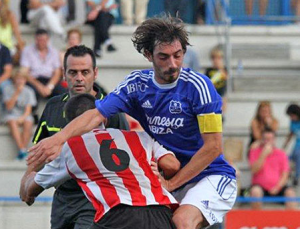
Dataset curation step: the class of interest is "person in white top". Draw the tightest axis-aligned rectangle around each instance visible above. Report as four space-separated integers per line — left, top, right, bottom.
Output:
20 93 180 229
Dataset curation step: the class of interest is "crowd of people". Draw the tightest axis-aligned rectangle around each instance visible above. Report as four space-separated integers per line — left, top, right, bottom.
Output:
0 2 299 228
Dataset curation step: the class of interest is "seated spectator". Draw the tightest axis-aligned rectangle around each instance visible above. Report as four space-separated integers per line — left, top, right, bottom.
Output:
20 29 66 103
249 128 297 210
245 0 268 17
27 0 65 36
20 0 30 24
205 46 227 115
0 0 25 56
283 104 300 185
292 0 300 23
0 43 12 94
120 0 149 25
164 0 189 22
3 69 36 160
195 0 205 25
183 47 200 72
249 101 278 150
86 0 118 58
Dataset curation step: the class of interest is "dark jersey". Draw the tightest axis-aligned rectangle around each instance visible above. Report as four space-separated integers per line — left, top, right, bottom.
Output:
32 84 130 193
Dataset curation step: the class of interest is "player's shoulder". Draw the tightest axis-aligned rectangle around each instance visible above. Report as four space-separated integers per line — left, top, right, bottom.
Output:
127 69 152 81
179 68 217 104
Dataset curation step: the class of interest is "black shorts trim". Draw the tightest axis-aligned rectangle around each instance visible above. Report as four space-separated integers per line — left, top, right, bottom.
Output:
90 204 176 229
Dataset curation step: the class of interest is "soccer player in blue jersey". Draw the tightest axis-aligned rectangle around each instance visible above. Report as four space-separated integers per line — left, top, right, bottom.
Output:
28 16 237 229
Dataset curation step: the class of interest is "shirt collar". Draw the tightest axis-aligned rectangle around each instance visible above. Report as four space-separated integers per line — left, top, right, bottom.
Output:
151 68 181 89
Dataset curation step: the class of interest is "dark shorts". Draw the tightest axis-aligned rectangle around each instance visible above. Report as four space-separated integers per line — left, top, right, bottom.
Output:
89 204 176 229
252 184 289 197
51 190 96 229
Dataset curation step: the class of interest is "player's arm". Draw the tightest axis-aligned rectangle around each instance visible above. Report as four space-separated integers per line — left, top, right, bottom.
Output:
20 168 44 206
152 140 181 179
28 108 104 166
158 154 181 179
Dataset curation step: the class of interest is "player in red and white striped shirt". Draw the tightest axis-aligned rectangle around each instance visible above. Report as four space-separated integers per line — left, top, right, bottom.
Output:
20 94 180 229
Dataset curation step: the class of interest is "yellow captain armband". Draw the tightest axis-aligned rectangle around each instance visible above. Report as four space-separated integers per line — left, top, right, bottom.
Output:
197 113 223 134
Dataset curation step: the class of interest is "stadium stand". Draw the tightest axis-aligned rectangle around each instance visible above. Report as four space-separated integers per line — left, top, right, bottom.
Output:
1 0 300 228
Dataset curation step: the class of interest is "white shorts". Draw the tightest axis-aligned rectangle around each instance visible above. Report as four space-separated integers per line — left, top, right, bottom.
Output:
172 175 237 225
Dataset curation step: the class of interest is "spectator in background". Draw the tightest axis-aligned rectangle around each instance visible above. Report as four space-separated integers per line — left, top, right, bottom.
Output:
292 0 300 23
20 0 30 24
120 0 149 25
3 69 36 160
183 47 200 72
21 29 66 103
164 0 189 22
86 0 118 58
249 128 297 210
249 101 278 149
0 43 12 94
195 0 206 25
245 0 268 17
28 0 65 37
283 104 300 186
0 0 25 55
205 46 227 116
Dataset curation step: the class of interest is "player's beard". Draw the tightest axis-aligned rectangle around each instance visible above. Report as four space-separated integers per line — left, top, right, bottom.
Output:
156 68 180 84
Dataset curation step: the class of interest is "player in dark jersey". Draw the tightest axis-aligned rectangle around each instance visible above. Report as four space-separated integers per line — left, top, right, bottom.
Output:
29 45 129 229
28 16 237 229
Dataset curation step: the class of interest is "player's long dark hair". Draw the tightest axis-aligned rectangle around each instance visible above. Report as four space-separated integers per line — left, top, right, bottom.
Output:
132 14 190 55
286 104 300 120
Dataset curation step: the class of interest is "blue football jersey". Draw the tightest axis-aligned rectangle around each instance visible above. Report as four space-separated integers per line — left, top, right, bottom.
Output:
96 68 236 184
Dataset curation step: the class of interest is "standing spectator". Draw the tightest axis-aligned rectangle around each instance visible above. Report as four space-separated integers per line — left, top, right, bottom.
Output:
164 0 189 22
3 69 36 160
86 0 118 58
0 43 12 93
283 104 300 185
205 46 227 116
120 0 149 25
245 0 268 17
0 0 25 53
249 128 297 210
249 101 279 149
28 0 65 36
183 47 200 72
20 29 66 103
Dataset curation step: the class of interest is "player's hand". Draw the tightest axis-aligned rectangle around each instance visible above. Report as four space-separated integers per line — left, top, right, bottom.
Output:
27 136 63 166
151 161 160 178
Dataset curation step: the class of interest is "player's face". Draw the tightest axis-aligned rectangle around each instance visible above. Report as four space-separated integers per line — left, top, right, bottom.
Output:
148 40 184 84
64 54 98 96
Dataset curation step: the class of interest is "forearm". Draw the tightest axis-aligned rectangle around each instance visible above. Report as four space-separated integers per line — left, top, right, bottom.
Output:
22 106 32 119
251 155 267 174
5 92 20 110
167 144 221 191
48 69 61 86
55 108 104 144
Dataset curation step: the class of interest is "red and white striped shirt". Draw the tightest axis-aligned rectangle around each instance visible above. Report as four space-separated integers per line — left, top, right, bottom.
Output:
35 128 178 222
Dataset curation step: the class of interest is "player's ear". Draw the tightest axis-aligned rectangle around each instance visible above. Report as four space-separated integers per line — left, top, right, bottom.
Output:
144 50 153 62
94 67 99 80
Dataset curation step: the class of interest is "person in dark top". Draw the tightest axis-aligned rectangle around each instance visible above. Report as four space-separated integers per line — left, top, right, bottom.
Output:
0 43 13 94
205 46 228 118
32 45 129 229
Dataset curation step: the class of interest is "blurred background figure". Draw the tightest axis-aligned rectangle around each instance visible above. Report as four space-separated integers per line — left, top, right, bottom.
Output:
0 0 25 56
3 69 36 160
195 0 206 24
249 128 297 210
20 29 65 105
86 0 118 58
249 101 279 150
183 46 201 72
120 0 149 25
245 0 269 17
60 28 82 65
205 46 227 117
291 0 300 23
284 104 300 186
164 0 189 22
0 43 12 95
27 0 65 37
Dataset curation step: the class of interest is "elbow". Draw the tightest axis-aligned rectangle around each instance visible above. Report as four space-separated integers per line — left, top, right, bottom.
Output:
173 159 181 172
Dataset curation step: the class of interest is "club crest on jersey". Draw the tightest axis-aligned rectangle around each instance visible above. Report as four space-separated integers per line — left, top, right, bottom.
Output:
169 100 182 114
